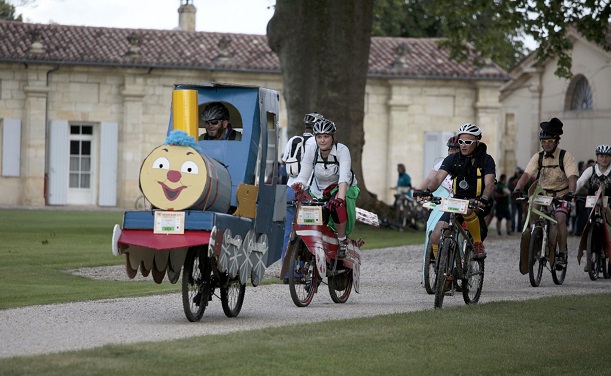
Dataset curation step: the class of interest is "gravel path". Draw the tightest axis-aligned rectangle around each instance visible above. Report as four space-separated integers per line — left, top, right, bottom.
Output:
1 234 609 359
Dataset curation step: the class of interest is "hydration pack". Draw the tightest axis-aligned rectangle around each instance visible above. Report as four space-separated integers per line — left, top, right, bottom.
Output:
285 134 312 177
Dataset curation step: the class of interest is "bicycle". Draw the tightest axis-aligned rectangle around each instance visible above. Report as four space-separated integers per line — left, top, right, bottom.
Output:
135 194 151 210
391 187 429 231
577 187 610 281
518 184 569 287
417 194 484 309
422 188 450 294
281 191 362 307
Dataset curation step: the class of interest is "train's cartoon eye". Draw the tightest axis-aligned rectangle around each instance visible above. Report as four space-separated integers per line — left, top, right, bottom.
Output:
181 161 199 174
152 157 170 169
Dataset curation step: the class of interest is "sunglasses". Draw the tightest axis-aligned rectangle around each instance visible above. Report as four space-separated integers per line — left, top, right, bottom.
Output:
204 120 222 126
540 139 556 144
458 139 476 145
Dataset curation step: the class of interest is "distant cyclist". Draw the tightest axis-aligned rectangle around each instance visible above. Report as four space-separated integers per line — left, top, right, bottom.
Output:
416 123 496 259
512 117 579 271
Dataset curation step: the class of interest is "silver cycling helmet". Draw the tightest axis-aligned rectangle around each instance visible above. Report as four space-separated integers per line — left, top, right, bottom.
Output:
201 102 230 121
312 117 336 135
595 144 611 155
457 123 482 139
303 112 324 125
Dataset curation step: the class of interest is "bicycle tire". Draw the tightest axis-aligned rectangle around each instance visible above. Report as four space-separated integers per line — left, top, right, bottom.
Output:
586 225 600 281
181 247 211 322
423 235 436 294
528 226 544 287
288 239 317 307
551 246 567 285
220 276 246 317
434 238 452 309
462 241 484 305
328 267 353 303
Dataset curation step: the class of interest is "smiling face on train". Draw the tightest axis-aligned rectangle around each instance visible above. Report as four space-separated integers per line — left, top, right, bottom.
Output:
139 144 207 210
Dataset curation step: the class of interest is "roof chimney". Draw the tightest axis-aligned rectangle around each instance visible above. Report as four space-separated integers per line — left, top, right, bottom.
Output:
178 0 196 31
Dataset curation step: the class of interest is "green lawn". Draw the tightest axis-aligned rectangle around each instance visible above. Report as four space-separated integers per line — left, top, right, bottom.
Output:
1 294 608 375
0 210 422 309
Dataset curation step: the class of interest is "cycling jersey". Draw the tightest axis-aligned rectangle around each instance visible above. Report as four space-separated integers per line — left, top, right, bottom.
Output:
576 164 611 196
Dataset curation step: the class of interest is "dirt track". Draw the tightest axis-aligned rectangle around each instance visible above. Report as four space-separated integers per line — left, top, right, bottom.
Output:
1 235 609 359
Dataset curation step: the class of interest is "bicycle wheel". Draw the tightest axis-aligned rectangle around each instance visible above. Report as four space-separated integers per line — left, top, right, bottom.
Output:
462 241 484 305
528 226 545 287
434 238 452 309
551 245 567 284
328 267 353 303
586 225 600 281
182 247 212 322
220 275 246 317
288 239 317 307
135 195 150 210
423 236 436 294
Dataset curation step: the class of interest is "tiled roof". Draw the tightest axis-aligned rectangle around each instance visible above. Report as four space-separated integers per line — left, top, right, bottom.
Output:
0 20 509 80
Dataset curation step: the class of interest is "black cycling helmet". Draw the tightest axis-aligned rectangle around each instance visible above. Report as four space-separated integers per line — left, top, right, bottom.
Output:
447 136 459 148
201 102 230 121
595 144 611 155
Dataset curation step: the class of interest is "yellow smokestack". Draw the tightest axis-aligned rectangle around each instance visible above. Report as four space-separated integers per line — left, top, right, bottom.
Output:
172 89 198 139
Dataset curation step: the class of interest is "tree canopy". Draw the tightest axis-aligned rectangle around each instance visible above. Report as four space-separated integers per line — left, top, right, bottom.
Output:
372 0 527 72
1 0 22 21
374 0 610 78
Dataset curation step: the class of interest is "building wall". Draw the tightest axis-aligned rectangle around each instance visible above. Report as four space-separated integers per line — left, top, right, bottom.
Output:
0 62 504 208
501 34 611 172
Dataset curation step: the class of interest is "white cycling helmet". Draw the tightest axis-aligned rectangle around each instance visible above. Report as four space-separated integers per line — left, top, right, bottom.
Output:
312 118 336 135
303 112 324 125
595 144 611 155
457 123 482 139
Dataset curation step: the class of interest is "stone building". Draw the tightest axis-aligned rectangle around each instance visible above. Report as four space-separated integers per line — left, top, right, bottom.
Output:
500 26 611 173
0 5 508 208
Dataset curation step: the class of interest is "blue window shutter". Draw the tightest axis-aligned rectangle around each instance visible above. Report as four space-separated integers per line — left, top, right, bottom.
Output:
99 122 118 206
1 118 21 177
48 120 69 205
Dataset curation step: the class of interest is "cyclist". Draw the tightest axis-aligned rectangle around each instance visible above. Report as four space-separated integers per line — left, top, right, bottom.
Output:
292 116 359 259
512 117 579 271
575 144 611 266
417 136 460 258
416 124 496 259
280 112 321 283
575 144 611 198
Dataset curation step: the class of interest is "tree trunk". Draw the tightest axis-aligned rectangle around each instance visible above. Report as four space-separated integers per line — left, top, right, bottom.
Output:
267 0 387 214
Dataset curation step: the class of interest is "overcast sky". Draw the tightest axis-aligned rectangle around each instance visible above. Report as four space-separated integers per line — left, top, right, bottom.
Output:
12 0 276 34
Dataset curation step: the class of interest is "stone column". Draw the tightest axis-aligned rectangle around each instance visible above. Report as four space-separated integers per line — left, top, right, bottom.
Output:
475 81 502 168
22 66 52 206
119 72 146 208
386 80 413 202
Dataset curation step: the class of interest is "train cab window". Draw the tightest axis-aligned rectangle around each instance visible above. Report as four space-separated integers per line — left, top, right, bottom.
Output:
198 101 243 141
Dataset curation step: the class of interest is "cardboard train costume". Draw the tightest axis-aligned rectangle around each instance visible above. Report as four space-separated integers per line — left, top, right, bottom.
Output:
112 83 287 321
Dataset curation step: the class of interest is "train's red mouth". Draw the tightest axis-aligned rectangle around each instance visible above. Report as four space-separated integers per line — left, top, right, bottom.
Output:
159 182 186 201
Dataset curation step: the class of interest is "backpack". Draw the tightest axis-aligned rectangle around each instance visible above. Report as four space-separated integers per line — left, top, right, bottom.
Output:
536 149 566 179
285 134 312 177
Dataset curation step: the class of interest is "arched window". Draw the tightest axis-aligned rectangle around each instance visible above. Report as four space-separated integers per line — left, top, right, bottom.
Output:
565 74 593 111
